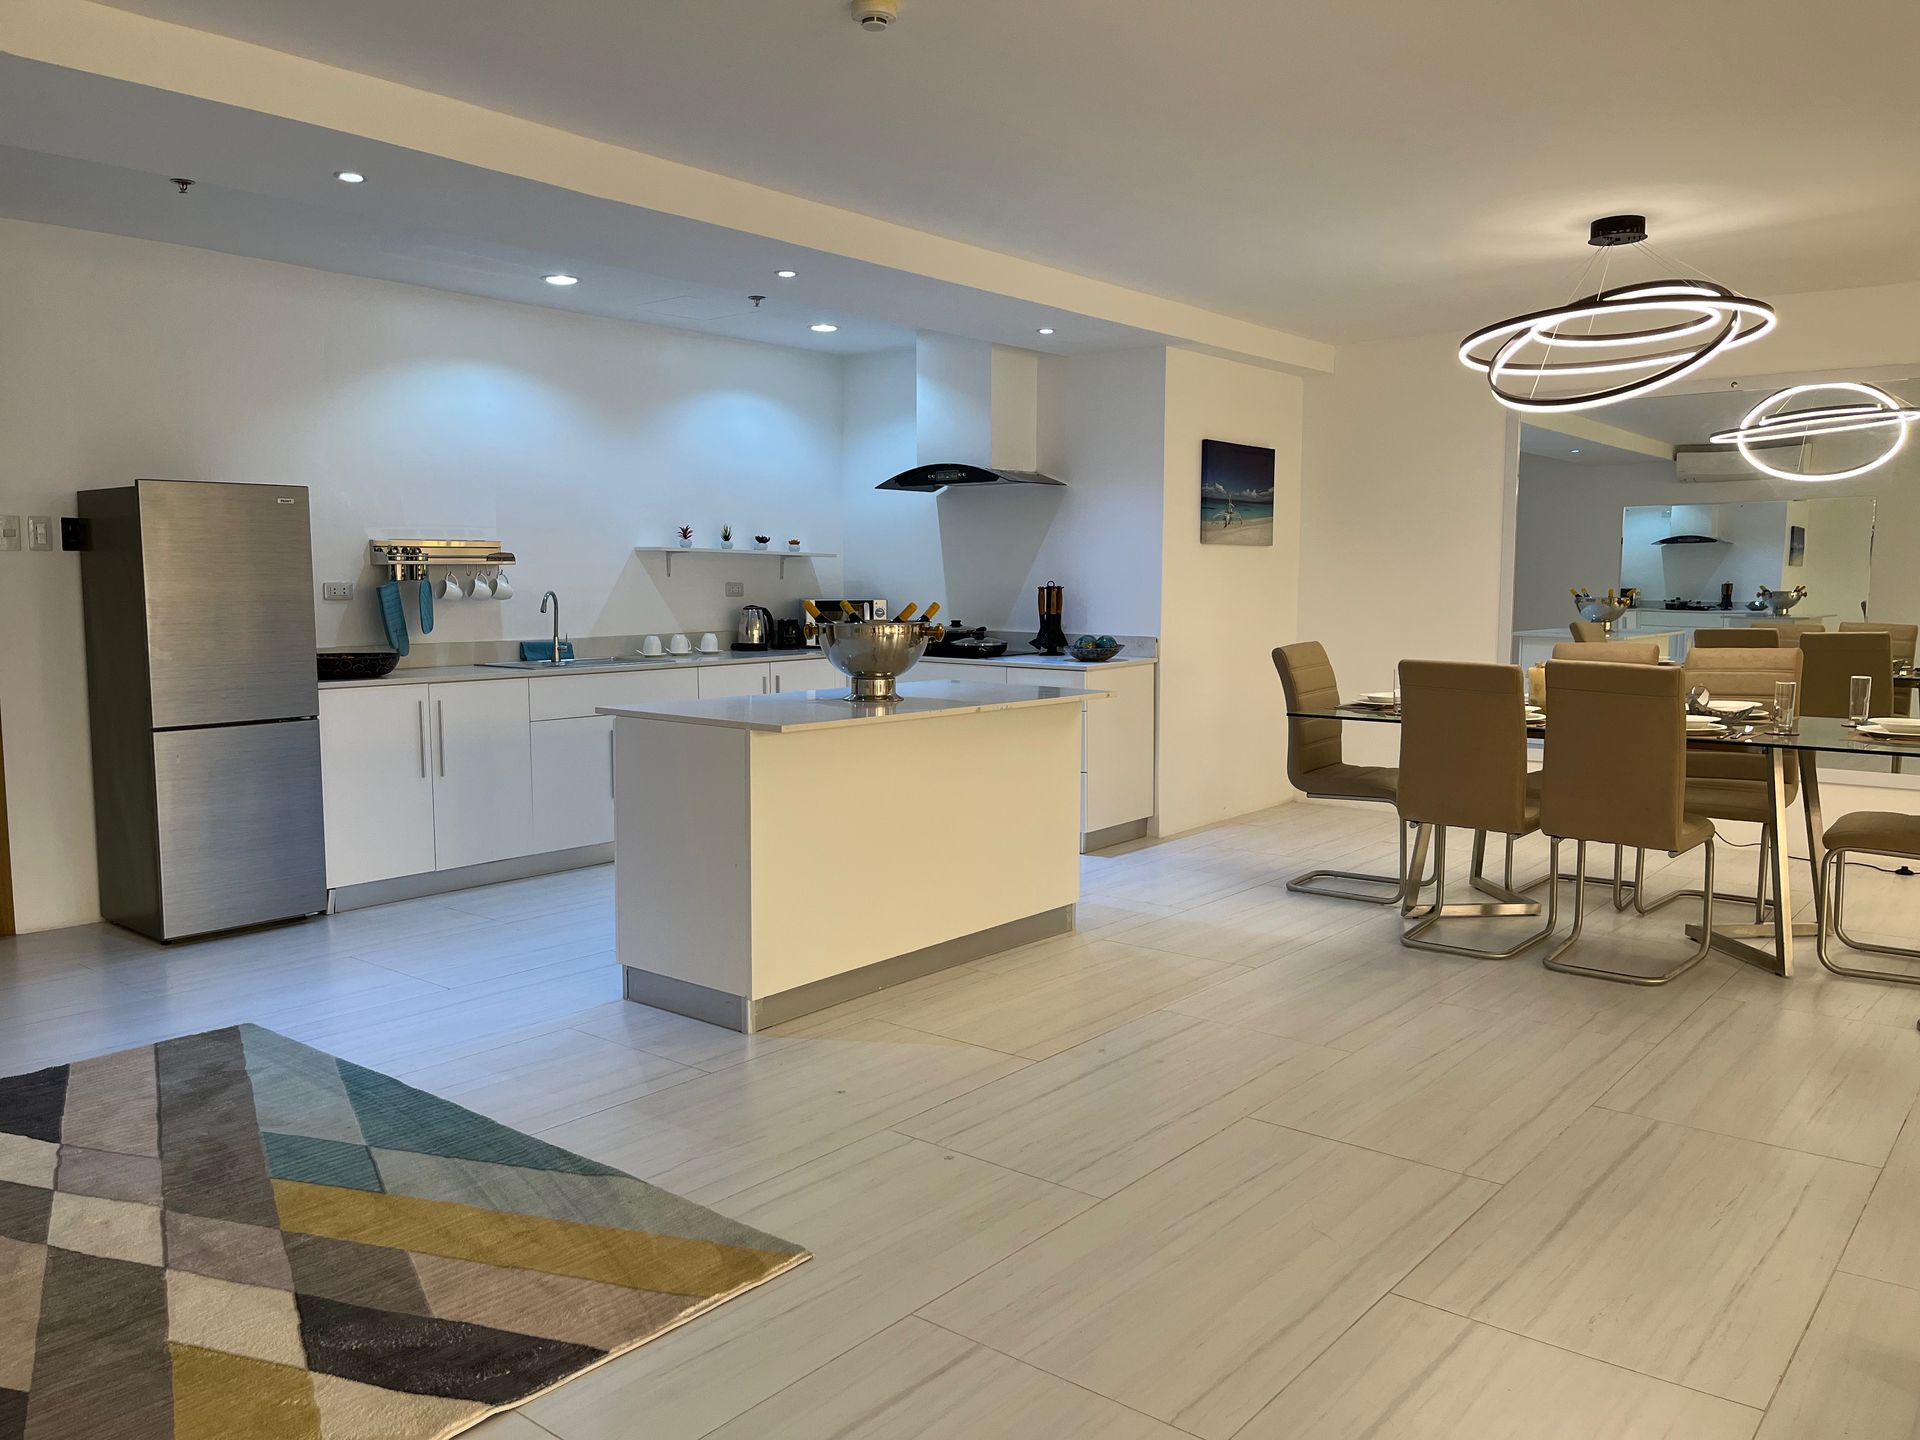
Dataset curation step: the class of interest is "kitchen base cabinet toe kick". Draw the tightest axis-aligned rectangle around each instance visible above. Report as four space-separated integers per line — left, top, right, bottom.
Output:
605 683 1091 1033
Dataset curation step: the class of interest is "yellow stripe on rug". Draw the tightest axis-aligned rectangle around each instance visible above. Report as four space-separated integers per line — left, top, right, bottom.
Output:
271 1179 791 1298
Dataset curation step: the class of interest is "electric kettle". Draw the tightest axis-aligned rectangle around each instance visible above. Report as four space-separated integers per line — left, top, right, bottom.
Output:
734 604 773 651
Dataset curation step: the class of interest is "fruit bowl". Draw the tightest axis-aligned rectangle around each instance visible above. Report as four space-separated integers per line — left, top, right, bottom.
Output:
1069 635 1124 663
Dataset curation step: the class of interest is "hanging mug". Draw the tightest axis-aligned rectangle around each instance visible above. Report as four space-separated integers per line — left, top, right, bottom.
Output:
492 571 514 601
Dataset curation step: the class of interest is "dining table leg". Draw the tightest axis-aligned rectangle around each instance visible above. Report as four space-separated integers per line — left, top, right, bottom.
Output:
1800 754 1826 938
1687 746 1812 977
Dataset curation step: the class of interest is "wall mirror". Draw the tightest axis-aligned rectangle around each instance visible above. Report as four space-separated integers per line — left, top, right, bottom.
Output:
1510 368 1918 778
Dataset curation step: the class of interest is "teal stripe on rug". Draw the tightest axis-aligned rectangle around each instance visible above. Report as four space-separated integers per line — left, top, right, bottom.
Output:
263 1131 385 1192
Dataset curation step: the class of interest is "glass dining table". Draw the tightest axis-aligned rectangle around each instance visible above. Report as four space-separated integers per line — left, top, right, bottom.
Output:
1287 702 1920 977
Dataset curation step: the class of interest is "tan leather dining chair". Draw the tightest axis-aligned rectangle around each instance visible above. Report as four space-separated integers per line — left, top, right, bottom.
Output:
1819 812 1920 984
1802 631 1895 719
1693 627 1778 649
1272 642 1419 904
1396 661 1551 958
1841 620 1918 669
1551 641 1661 665
1635 648 1803 924
1773 619 1826 648
1539 661 1716 984
1569 621 1608 643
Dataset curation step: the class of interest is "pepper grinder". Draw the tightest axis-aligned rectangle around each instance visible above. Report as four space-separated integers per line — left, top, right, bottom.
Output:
1032 582 1068 655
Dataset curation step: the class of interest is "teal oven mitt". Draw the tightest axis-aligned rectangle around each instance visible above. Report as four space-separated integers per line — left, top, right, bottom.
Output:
418 577 435 634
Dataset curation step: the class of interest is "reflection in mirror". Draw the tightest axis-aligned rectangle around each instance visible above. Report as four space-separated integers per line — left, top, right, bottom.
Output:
1510 370 1918 777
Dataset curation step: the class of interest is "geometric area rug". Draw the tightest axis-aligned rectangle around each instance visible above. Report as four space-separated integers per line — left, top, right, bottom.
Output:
0 1024 809 1439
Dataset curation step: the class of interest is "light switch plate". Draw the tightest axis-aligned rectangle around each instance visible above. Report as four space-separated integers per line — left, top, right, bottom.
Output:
725 581 745 598
321 581 355 601
0 516 18 552
26 517 53 551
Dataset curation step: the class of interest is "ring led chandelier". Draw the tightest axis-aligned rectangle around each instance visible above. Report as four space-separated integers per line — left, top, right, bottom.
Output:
1459 215 1776 413
1707 381 1920 481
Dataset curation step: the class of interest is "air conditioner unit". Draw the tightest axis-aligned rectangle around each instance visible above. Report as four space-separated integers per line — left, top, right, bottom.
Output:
1674 440 1799 482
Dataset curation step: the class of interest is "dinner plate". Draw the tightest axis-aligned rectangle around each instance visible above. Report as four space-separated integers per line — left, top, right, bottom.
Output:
1866 716 1920 735
1705 700 1761 718
1857 724 1920 742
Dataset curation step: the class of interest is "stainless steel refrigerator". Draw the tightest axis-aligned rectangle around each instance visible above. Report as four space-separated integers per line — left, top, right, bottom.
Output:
78 479 327 940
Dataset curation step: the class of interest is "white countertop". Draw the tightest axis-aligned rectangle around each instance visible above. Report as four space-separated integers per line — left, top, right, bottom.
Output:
599 680 1104 733
319 647 1153 689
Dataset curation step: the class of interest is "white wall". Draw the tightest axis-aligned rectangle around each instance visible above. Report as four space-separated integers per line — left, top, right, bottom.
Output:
1299 333 1517 764
0 219 847 931
1156 350 1304 834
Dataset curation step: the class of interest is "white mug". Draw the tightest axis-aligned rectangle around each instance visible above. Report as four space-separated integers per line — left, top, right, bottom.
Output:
492 572 514 601
668 633 692 655
640 635 663 657
698 632 721 653
440 575 463 601
468 574 493 601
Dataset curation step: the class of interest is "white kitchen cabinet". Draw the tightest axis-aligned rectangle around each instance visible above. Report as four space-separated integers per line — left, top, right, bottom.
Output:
529 667 698 721
319 685 437 889
531 716 615 852
697 662 772 698
429 680 535 871
912 661 1012 685
769 656 843 692
1073 665 1156 833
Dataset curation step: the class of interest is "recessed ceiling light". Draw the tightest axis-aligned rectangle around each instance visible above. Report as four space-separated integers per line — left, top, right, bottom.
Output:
810 323 839 333
543 274 580 287
776 269 799 279
333 171 365 184
1570 448 1581 454
1036 327 1056 336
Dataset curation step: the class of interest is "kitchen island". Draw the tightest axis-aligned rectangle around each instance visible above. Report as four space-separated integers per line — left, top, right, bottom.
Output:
601 680 1099 1031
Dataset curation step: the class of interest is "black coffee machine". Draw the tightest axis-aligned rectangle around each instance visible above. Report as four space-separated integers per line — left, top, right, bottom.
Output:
773 616 807 650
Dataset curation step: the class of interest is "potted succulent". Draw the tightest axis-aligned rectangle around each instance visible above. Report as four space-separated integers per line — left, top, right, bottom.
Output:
720 524 734 550
787 538 802 552
753 533 772 551
676 525 693 549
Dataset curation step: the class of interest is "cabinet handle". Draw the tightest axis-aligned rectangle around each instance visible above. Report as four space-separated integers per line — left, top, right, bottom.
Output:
436 700 446 777
763 676 770 693
416 699 427 778
608 729 615 798
774 674 782 692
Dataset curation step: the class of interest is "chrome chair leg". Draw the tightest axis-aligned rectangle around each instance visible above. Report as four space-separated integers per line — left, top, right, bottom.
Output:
1289 814 1431 906
1402 826 1551 958
1817 849 1920 984
1629 828 1778 920
1544 837 1716 986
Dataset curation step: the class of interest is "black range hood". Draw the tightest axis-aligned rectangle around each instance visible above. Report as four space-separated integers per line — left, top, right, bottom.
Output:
878 463 1065 494
1653 534 1726 546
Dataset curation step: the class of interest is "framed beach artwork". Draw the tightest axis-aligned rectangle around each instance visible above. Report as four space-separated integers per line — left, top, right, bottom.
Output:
1199 439 1275 546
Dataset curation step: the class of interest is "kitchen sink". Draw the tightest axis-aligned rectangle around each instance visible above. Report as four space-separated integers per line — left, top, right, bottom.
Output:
477 656 672 671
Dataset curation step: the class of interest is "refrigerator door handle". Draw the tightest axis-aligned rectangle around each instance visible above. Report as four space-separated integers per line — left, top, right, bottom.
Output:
436 700 446 777
416 699 427 778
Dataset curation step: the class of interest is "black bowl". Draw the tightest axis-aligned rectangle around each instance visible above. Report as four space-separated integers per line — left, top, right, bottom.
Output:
317 650 401 682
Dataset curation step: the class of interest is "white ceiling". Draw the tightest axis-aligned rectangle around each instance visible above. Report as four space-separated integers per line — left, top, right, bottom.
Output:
1517 426 1666 468
81 0 1920 344
0 53 1175 357
1573 375 1920 447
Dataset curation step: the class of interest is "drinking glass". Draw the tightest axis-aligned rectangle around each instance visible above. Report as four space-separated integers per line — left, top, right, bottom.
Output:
1850 675 1873 725
1772 680 1799 734
1391 674 1402 712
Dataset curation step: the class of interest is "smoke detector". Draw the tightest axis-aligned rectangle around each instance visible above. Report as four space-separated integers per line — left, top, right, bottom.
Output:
853 0 898 31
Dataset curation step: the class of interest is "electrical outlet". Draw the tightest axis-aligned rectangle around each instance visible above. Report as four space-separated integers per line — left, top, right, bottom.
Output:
0 516 18 552
725 581 745 598
322 581 356 601
26 517 53 551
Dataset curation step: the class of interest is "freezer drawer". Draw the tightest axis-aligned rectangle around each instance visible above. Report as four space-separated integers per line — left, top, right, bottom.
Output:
151 720 327 938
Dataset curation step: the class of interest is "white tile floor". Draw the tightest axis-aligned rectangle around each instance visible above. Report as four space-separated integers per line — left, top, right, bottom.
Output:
6 799 1920 1438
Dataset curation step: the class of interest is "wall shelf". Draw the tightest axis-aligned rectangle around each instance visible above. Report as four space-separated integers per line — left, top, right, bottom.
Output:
635 545 835 578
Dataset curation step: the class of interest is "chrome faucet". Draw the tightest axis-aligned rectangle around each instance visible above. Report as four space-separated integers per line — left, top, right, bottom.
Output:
540 590 563 665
